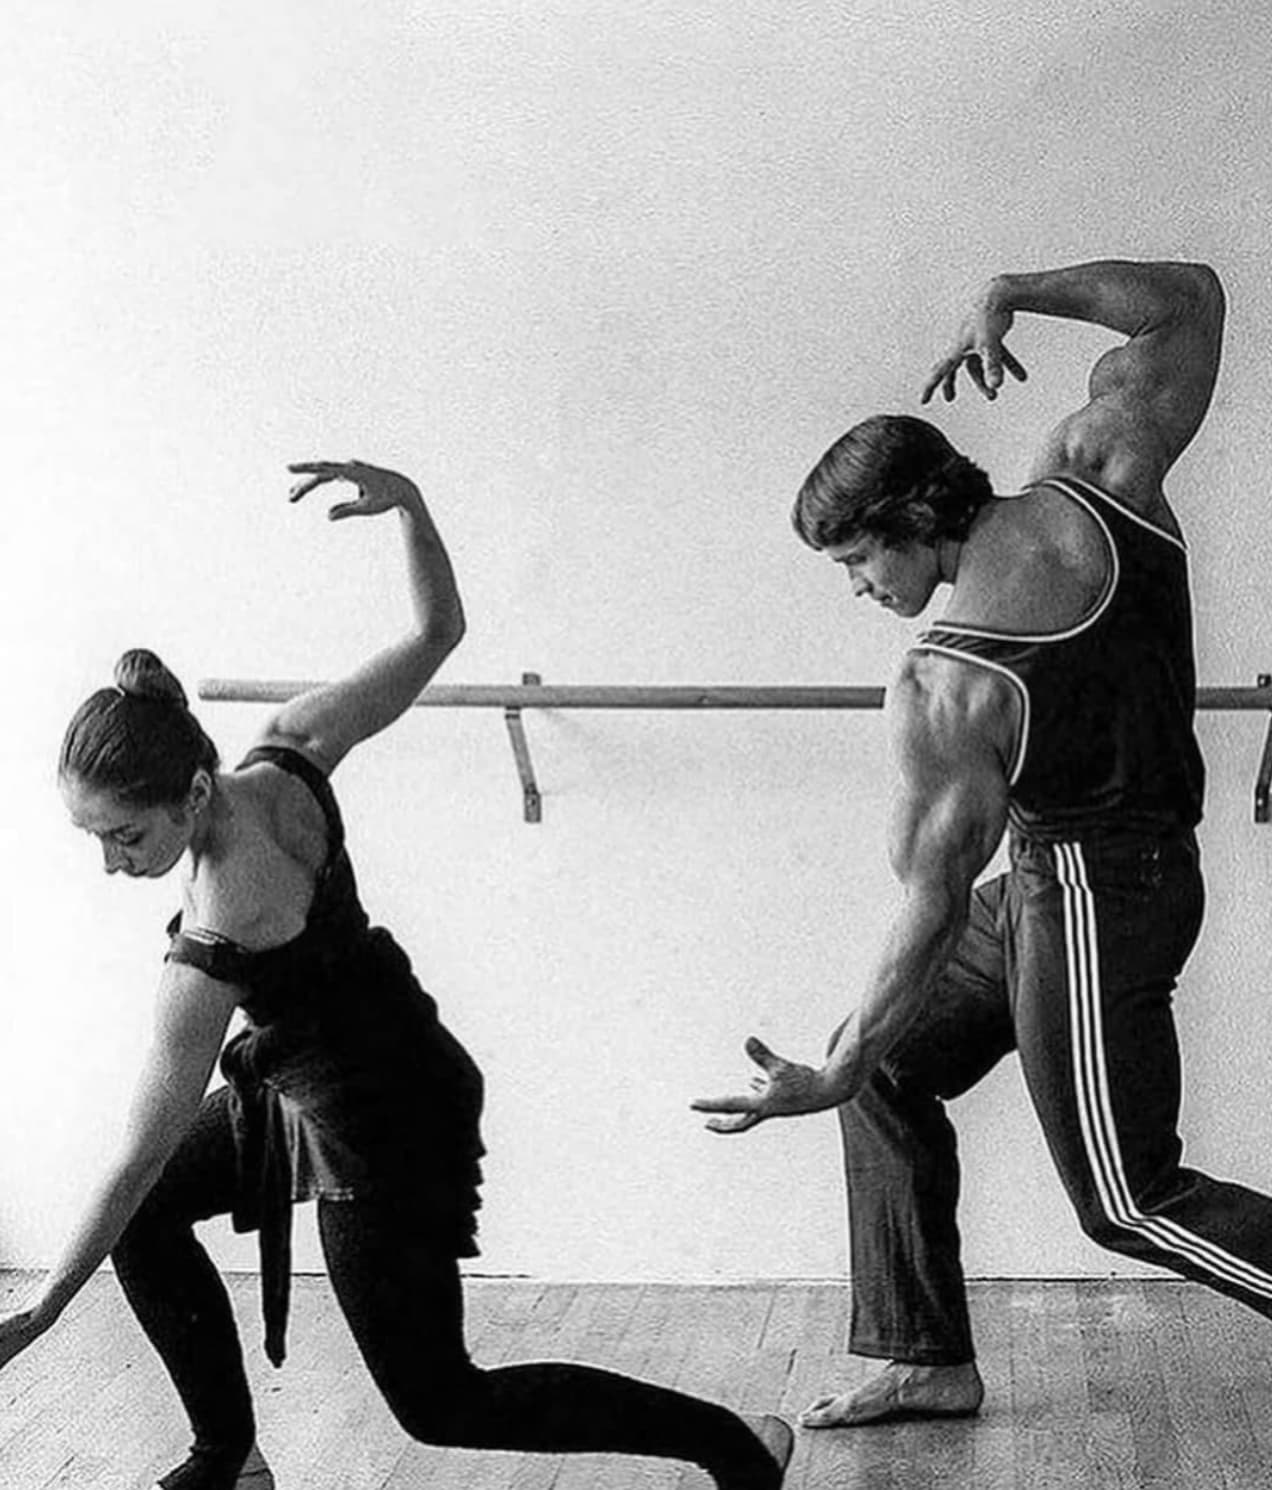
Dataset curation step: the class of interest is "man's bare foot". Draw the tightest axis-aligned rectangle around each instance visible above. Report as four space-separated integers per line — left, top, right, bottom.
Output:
742 1412 795 1481
799 1361 983 1429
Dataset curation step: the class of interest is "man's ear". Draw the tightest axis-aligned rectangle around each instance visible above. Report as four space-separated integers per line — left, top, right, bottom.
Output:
187 768 215 817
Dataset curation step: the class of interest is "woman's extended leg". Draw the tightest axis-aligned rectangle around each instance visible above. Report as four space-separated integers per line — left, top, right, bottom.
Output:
112 1086 268 1490
320 1199 790 1489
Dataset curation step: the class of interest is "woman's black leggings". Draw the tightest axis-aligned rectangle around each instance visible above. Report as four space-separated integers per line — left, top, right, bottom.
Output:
113 1090 778 1490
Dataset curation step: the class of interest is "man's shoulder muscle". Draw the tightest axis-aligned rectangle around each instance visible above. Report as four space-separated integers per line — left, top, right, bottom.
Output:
895 650 1020 780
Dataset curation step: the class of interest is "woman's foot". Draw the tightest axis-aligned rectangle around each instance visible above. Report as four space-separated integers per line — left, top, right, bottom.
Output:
234 1445 276 1488
741 1412 795 1484
153 1441 276 1490
799 1361 984 1428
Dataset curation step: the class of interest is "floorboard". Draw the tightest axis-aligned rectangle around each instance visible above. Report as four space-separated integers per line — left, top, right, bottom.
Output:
1 1274 1268 1490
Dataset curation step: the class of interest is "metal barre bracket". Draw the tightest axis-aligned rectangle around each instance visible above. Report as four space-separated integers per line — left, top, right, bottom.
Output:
504 672 542 824
1257 674 1272 825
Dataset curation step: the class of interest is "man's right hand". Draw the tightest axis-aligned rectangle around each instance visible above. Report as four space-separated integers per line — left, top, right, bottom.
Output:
921 281 1029 404
691 1036 841 1133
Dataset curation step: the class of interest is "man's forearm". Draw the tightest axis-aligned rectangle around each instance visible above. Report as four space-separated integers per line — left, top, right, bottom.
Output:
989 259 1216 341
821 888 968 1102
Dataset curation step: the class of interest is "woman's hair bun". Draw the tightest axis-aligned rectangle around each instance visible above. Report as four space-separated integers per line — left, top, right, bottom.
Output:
113 649 189 709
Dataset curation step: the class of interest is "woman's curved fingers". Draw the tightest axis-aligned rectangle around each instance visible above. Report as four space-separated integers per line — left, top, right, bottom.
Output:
287 473 338 503
287 459 363 474
327 501 366 522
287 460 366 496
288 460 374 505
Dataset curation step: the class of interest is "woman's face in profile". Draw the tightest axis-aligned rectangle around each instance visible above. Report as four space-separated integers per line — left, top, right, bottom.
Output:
60 776 194 879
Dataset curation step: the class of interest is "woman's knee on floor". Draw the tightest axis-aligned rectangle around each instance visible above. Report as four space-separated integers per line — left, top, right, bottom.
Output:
381 1362 490 1446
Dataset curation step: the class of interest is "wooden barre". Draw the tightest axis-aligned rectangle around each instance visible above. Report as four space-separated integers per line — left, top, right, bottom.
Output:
200 679 1272 711
198 674 1272 825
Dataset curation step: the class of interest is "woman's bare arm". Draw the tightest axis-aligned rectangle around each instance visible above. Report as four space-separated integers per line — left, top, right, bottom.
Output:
254 459 466 775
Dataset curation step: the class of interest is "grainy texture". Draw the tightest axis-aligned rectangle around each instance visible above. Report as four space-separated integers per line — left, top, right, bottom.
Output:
1 1273 1269 1490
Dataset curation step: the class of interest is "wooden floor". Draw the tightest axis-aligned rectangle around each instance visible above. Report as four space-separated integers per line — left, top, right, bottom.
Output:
1 1270 1270 1489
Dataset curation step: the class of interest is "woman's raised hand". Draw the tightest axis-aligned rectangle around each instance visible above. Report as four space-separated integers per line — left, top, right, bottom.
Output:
287 460 422 521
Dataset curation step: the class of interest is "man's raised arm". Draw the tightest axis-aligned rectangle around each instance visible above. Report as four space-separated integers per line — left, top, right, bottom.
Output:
922 259 1225 505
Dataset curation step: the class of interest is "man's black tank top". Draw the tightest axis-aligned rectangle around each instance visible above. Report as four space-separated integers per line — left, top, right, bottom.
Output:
911 475 1205 841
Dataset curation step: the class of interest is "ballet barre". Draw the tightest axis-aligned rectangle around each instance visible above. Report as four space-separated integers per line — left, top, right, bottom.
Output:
200 674 1272 825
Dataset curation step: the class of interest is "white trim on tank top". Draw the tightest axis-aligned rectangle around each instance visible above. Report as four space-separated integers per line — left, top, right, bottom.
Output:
906 641 1031 787
926 481 1120 645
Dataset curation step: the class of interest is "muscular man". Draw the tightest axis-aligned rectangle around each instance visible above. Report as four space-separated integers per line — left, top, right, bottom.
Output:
694 259 1272 1426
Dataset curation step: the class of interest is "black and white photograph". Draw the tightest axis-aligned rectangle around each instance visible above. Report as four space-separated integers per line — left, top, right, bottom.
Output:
1 2 1271 1487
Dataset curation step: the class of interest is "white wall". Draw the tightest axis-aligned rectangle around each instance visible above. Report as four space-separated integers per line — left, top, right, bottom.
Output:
2 0 1271 1286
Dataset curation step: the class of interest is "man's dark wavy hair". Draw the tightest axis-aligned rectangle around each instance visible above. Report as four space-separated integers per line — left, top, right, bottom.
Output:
792 414 993 550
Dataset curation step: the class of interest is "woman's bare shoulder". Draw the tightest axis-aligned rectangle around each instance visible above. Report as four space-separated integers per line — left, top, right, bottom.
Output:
185 771 320 948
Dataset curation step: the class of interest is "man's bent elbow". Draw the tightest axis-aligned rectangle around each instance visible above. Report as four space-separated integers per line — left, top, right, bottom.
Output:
1175 261 1225 327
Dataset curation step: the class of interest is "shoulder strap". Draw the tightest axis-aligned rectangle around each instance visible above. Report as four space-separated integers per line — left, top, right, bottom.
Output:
238 744 345 862
1028 475 1187 554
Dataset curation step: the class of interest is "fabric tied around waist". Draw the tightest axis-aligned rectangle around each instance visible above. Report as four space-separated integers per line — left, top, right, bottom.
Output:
225 1070 295 1367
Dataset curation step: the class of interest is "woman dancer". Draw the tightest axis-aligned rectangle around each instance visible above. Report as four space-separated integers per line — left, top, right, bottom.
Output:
0 461 792 1490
